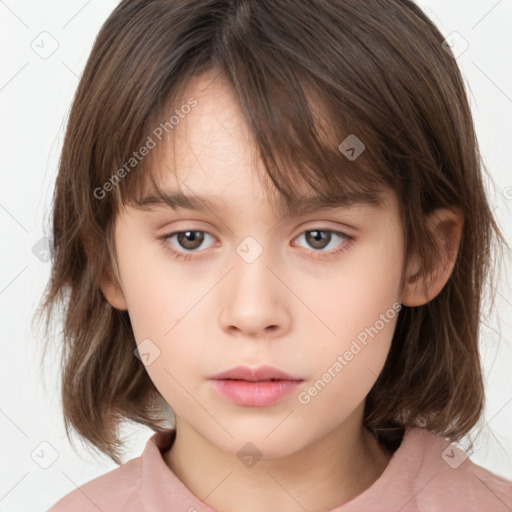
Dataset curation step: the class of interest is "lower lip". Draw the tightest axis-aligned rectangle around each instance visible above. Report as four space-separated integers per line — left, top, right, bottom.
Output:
210 379 303 407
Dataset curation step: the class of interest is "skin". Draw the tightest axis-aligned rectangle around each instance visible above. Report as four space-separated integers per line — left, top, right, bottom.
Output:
101 70 464 512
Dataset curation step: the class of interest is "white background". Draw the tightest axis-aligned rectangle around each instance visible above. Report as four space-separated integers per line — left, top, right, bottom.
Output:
0 1 511 510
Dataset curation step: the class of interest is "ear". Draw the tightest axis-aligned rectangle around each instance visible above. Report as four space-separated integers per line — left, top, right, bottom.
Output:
401 207 464 307
100 268 128 311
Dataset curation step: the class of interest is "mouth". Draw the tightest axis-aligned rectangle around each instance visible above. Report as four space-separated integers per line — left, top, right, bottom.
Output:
209 366 304 407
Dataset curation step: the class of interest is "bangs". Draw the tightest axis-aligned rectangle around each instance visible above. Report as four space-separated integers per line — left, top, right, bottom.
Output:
108 64 393 219
85 0 409 219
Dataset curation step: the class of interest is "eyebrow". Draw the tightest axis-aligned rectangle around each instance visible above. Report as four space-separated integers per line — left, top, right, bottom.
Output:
133 189 383 217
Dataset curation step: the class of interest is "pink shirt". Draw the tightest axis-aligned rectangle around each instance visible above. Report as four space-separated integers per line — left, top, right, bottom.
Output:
48 426 512 511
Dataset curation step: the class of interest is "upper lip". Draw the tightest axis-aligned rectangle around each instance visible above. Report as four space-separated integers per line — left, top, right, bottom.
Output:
210 365 303 382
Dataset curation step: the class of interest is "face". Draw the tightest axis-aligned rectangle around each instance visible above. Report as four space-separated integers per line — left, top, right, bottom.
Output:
109 71 406 459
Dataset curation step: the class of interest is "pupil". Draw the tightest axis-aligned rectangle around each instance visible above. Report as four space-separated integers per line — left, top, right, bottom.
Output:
179 231 204 250
307 230 330 249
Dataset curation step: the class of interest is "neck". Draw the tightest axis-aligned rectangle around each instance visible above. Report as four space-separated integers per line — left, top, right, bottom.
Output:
164 407 391 512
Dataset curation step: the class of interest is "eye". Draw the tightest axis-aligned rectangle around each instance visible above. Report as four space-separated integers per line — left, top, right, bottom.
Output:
292 229 354 259
157 230 216 260
157 228 354 262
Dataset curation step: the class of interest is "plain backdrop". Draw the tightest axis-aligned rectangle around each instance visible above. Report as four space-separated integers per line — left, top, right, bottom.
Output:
1 1 511 510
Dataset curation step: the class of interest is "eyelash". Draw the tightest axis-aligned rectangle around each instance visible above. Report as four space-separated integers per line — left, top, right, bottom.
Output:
157 228 355 262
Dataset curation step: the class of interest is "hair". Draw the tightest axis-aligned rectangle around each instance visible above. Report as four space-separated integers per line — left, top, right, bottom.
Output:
37 0 506 464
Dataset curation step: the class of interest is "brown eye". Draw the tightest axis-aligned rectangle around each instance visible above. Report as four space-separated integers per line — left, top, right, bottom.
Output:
304 230 332 250
157 229 217 261
175 231 205 250
293 229 353 259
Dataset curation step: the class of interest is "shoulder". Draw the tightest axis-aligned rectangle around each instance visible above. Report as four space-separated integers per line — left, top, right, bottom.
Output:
47 429 177 512
397 427 512 512
47 455 143 512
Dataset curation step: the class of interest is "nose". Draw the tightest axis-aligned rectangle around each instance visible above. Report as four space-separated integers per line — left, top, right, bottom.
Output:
218 246 292 339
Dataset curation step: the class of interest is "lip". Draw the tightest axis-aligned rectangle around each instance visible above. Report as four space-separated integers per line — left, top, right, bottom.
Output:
210 365 302 382
209 365 304 407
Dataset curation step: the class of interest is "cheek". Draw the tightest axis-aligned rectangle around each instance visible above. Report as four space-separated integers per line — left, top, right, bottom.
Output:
296 229 403 396
116 238 193 339
296 291 399 421
305 231 403 338
122 274 175 342
119 261 207 401
117 246 213 373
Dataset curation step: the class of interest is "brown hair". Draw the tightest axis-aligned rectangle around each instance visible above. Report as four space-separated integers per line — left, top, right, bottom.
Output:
37 0 506 464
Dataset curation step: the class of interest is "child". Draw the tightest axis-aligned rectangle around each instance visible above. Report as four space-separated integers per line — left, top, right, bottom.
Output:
41 0 512 510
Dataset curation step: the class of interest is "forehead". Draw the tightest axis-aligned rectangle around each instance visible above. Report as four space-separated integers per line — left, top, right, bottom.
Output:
125 70 395 220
